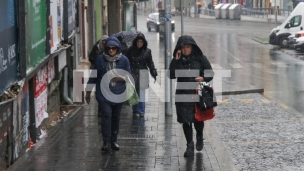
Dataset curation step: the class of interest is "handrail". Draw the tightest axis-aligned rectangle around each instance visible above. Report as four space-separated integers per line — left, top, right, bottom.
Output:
241 8 268 18
201 9 215 16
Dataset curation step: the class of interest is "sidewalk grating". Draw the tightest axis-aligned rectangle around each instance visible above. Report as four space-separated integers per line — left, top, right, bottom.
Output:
118 134 157 139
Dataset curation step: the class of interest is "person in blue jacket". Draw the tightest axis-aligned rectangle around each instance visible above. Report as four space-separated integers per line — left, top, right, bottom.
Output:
85 37 131 152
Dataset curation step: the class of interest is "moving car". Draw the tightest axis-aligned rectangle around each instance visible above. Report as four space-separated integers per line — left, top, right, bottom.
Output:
146 13 175 32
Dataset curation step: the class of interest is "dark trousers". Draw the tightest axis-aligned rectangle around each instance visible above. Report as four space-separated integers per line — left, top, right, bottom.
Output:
98 101 123 142
182 122 204 143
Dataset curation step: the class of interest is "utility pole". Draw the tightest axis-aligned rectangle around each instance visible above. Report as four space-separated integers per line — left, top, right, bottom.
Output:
275 0 277 26
165 0 173 116
180 0 184 35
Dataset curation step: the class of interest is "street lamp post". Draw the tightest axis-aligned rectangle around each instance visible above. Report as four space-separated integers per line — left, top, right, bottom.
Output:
165 0 173 116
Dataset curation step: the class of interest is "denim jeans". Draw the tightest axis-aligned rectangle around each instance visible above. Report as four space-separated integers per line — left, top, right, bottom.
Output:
132 89 146 115
98 101 123 142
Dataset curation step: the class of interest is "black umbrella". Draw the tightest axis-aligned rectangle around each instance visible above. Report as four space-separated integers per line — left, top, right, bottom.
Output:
111 30 141 44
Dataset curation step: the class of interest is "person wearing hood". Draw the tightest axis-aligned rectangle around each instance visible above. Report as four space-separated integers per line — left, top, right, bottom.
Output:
168 35 214 157
117 36 128 56
88 35 109 120
85 36 131 152
88 35 109 69
126 33 157 117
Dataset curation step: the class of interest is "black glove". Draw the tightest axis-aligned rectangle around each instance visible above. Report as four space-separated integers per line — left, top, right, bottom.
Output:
150 69 157 81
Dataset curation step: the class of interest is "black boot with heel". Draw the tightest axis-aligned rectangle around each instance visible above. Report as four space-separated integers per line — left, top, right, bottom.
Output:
196 135 204 151
101 142 110 152
184 141 194 157
111 142 120 151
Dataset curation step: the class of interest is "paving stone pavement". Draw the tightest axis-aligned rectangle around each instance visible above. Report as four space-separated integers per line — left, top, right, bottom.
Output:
8 86 236 171
213 93 304 171
9 75 300 170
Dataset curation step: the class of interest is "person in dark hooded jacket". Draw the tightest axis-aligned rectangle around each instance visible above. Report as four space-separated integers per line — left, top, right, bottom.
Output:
126 33 158 117
85 36 131 152
88 35 109 69
168 35 214 157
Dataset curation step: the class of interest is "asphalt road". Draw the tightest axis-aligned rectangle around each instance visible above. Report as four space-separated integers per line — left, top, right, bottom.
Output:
137 13 304 115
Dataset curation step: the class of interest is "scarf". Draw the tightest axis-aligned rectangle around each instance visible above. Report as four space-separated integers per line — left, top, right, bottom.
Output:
103 53 122 86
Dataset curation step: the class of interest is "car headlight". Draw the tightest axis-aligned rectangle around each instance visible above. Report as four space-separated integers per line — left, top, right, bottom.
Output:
157 22 160 25
171 20 175 24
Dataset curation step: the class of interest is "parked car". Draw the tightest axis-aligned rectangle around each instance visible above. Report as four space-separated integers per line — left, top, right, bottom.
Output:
146 13 175 32
287 31 304 50
287 34 295 48
269 2 304 48
294 36 304 52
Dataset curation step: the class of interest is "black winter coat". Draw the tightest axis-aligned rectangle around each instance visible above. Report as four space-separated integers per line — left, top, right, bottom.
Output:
126 33 157 90
88 40 103 68
169 35 214 123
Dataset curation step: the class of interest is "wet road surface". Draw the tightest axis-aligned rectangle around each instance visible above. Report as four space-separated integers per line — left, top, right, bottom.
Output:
138 14 304 115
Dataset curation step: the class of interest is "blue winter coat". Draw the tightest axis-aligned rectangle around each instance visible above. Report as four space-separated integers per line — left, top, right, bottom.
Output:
87 37 131 104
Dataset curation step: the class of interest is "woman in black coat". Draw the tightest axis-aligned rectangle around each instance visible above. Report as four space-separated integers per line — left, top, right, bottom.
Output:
126 33 157 117
168 35 214 157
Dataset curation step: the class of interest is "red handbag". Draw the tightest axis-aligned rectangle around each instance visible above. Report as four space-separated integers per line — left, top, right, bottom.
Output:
195 86 215 121
195 104 215 121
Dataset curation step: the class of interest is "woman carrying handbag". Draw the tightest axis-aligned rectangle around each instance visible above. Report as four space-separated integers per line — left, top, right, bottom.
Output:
168 35 214 157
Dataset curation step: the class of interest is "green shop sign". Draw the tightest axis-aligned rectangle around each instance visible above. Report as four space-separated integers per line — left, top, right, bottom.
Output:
26 0 47 72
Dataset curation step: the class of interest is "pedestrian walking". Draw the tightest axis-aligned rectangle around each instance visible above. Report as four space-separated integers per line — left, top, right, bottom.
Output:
168 35 214 157
85 36 131 152
88 35 109 120
117 35 128 56
126 33 157 117
88 35 109 69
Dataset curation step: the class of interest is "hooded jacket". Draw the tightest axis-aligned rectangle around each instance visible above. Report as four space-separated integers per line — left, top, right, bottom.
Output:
169 35 214 123
88 35 109 68
87 37 131 103
126 33 157 90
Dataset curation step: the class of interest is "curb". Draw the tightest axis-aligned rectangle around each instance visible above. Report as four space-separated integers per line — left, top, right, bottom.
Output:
216 88 264 96
251 37 268 45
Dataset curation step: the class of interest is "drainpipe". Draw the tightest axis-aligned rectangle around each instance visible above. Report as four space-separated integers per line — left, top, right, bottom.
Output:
63 67 73 104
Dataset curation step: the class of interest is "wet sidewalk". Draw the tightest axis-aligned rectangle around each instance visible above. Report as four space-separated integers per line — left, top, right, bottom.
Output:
7 73 266 171
7 88 230 171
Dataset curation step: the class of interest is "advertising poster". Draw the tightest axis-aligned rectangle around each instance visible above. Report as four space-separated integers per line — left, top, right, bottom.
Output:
125 3 134 31
26 0 47 72
48 57 55 84
49 0 62 53
34 66 48 128
0 0 19 94
21 82 29 142
67 0 77 34
13 81 29 160
0 101 12 156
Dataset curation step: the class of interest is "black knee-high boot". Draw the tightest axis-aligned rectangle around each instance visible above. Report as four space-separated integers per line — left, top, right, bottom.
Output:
183 123 194 157
194 121 204 151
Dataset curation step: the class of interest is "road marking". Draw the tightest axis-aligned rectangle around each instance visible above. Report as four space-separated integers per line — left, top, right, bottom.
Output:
251 63 264 68
279 103 289 109
229 63 243 69
237 99 254 103
218 99 231 104
211 63 223 69
263 92 272 99
261 99 270 103
271 62 288 68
